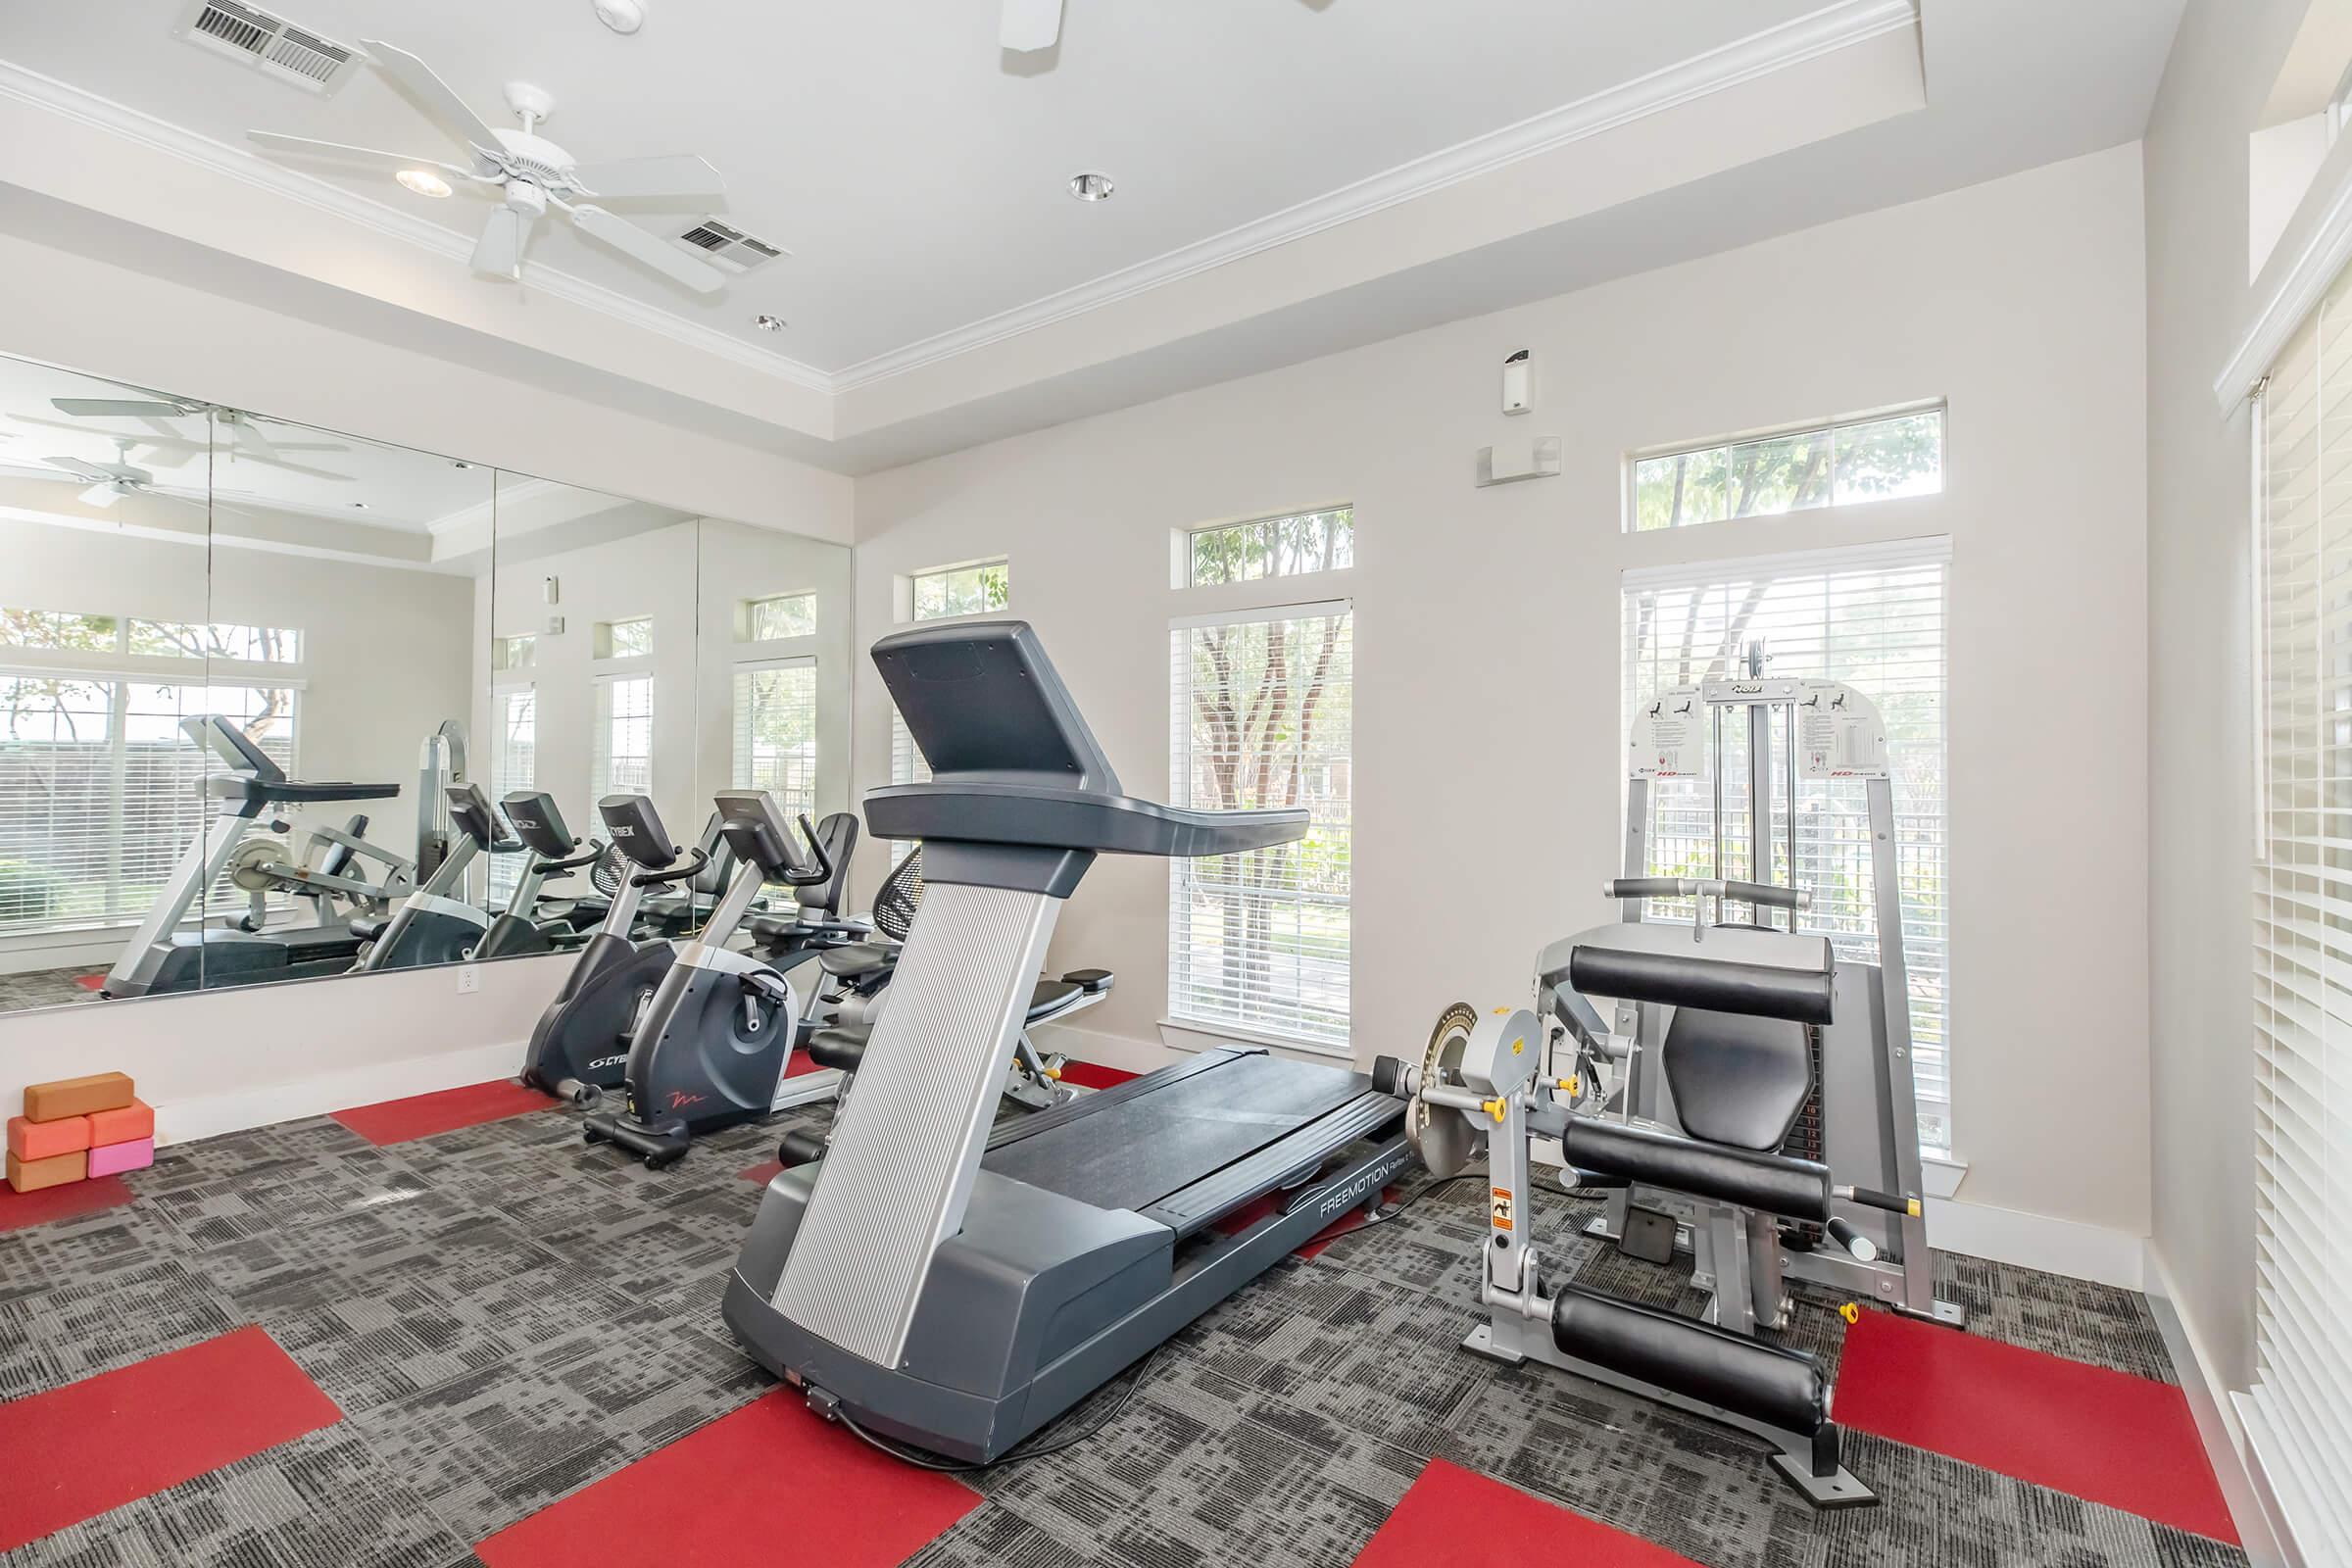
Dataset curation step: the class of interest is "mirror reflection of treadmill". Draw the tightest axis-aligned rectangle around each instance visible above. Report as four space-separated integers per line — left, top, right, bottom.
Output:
723 620 1407 1463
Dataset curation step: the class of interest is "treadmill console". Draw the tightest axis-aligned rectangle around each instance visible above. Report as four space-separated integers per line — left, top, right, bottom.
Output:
598 794 676 869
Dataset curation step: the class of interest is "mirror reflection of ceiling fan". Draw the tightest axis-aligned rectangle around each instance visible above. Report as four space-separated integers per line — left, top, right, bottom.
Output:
43 396 353 480
247 40 731 293
27 440 203 511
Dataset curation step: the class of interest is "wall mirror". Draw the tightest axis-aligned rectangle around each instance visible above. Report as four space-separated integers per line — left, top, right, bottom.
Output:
0 347 851 1017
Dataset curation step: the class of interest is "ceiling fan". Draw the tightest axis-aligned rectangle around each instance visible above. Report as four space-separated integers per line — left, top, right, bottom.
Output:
41 397 351 479
1002 0 1064 51
28 441 196 510
248 40 729 293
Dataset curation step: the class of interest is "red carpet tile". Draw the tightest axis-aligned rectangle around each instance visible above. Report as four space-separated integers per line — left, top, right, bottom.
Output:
73 972 105 991
476 1389 977 1568
784 1048 820 1078
0 1325 341 1552
0 1173 132 1234
1835 1307 2237 1544
1355 1457 1698 1567
331 1079 558 1146
1057 1059 1139 1090
739 1158 784 1185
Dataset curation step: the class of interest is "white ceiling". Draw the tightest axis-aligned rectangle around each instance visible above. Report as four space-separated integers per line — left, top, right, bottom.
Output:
0 0 2187 476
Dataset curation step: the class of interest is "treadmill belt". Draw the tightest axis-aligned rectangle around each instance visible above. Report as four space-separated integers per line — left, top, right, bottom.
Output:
981 1054 1367 1213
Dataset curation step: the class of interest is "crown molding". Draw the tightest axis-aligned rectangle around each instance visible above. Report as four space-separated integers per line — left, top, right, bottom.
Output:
423 473 563 536
828 0 1918 391
0 61 834 396
0 1 1915 408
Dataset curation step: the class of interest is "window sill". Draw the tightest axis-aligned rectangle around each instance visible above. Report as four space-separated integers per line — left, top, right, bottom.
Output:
1920 1151 1966 1200
1156 1015 1354 1064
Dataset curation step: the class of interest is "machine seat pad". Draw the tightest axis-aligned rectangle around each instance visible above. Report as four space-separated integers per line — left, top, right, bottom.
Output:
808 1026 869 1072
348 916 387 944
1062 967 1114 992
1659 1006 1815 1152
1027 979 1082 1020
818 943 896 979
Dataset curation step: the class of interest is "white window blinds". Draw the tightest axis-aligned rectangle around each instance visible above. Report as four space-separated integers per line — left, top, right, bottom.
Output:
1 651 297 936
732 659 817 821
1621 538 1951 1153
886 704 931 868
1168 601 1353 1050
592 675 653 803
2251 268 2352 1562
486 686 536 904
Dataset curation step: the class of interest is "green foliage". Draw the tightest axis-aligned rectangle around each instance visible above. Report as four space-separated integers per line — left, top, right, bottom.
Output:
913 562 1010 619
0 859 65 924
1189 508 1353 586
1633 411 1941 530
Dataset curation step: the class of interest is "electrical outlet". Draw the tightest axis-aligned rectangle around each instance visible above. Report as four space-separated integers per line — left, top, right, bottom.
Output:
457 964 480 995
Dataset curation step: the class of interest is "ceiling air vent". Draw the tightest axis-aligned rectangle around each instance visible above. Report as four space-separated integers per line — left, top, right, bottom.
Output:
673 218 787 272
174 0 358 94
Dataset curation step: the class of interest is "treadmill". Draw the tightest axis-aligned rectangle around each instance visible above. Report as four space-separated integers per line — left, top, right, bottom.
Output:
103 716 401 999
724 620 1409 1462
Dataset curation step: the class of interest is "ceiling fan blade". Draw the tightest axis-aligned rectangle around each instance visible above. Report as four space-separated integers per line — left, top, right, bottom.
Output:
569 155 727 203
567 204 726 294
471 206 529 282
226 418 282 463
50 397 194 418
76 481 122 509
1002 0 1064 51
43 457 114 481
247 130 474 179
360 40 506 160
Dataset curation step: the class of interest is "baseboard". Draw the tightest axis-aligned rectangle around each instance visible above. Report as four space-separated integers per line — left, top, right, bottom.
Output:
2142 1244 2297 1568
1029 1019 1183 1076
155 1039 525 1146
1916 1196 2144 1290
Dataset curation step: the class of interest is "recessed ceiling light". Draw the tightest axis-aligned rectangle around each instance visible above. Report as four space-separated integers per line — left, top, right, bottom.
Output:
349 502 368 510
753 314 787 333
397 169 453 199
452 461 473 470
1067 172 1115 203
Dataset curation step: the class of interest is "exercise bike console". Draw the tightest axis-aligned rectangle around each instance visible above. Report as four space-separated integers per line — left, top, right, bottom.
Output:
711 790 830 888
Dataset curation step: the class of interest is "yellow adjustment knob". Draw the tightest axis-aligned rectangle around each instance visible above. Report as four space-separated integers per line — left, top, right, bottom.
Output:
1045 1067 1063 1081
1555 1076 1579 1095
1838 1302 1860 1326
1482 1098 1507 1123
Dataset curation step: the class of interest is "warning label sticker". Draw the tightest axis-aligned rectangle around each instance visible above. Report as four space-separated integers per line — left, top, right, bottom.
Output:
1491 1188 1513 1232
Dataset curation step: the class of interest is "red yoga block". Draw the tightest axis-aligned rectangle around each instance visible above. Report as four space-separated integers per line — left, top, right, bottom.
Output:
7 1114 92 1162
87 1101 153 1147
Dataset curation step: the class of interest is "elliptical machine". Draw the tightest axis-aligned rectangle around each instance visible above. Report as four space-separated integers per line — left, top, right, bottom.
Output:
514 791 710 1106
584 790 832 1168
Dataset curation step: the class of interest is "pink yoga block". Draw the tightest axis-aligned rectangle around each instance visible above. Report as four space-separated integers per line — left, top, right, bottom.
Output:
84 1137 153 1177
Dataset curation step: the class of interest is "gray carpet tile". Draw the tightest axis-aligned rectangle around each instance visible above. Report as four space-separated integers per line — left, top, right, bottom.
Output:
139 1148 436 1250
219 1214 638 1414
1931 1251 2178 1386
0 965 104 1015
903 1504 1100 1568
0 1257 243 1398
0 1206 188 1307
968 1360 1425 1568
1 1426 470 1568
349 1320 769 1545
129 1117 376 1196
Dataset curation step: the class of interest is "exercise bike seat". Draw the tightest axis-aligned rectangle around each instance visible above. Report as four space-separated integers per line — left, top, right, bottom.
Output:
818 942 896 980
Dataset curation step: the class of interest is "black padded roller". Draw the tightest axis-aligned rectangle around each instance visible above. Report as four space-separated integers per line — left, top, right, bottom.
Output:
1550 1284 1830 1436
1561 1118 1833 1222
807 1027 869 1073
1566 946 1834 1024
1370 1054 1406 1098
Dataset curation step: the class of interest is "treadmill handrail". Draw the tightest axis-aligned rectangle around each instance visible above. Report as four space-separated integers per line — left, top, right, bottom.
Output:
207 777 403 805
864 779 1306 858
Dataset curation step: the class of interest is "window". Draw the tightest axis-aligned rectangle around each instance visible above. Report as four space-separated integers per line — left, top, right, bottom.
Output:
598 617 654 660
591 675 653 801
1168 602 1353 1050
886 704 931 867
496 634 536 672
745 593 816 642
1 606 302 936
1621 540 1950 1152
732 659 817 821
910 560 1008 621
2252 267 2352 1556
1186 507 1354 587
1630 407 1944 532
486 686 536 904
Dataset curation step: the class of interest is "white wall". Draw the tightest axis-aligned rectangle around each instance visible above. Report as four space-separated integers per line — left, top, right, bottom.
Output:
853 147 2152 1249
2142 0 2307 1444
695 518 858 827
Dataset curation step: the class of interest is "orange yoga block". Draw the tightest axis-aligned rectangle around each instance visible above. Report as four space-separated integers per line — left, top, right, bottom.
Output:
6 1113 92 1162
23 1072 134 1123
6 1148 88 1194
87 1100 154 1147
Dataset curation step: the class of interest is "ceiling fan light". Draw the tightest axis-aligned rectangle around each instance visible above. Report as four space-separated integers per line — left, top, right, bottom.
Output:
398 168 454 198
